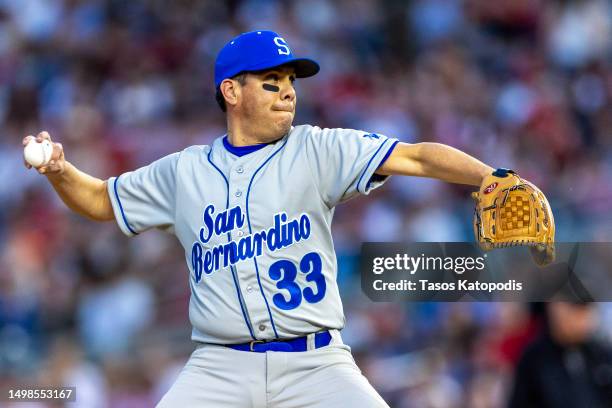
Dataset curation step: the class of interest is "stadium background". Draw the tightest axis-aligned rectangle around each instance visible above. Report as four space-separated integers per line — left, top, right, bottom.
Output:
1 0 611 406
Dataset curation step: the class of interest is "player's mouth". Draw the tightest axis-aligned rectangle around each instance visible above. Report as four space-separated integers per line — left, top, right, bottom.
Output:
272 105 294 113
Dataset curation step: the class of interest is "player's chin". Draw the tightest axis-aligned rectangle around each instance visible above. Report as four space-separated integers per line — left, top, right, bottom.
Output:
273 112 294 134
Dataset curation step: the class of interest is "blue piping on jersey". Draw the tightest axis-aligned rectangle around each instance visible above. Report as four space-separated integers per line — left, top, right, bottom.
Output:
356 138 391 193
245 138 289 339
367 140 400 188
207 149 256 340
229 263 255 340
377 140 399 171
113 176 138 235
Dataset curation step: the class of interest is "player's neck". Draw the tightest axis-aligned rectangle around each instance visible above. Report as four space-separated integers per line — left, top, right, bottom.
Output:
227 132 260 147
227 118 271 147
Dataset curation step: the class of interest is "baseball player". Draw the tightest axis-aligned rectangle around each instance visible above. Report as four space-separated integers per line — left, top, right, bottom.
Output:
24 30 494 407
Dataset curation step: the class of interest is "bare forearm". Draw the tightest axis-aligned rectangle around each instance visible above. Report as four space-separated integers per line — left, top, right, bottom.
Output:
411 143 493 185
46 162 114 221
378 142 493 186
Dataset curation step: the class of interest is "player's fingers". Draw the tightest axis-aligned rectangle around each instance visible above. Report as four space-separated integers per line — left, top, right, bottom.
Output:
23 159 32 169
52 143 63 161
37 131 51 142
36 132 51 143
37 164 57 174
22 135 35 146
40 159 64 174
38 161 54 173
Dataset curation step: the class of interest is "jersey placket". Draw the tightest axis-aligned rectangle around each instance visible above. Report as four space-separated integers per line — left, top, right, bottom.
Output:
229 157 276 340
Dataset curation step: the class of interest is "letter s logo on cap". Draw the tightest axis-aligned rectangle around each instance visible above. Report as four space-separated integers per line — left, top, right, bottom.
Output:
274 37 291 55
484 182 498 194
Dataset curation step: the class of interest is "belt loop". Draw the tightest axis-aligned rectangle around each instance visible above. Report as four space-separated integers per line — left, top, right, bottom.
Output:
306 333 316 351
329 329 343 345
249 340 264 351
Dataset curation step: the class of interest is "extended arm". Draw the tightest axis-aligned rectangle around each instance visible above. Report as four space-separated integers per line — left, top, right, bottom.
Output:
375 142 493 186
23 132 114 222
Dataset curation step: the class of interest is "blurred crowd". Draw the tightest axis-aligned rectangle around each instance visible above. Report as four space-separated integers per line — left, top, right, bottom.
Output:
1 0 611 407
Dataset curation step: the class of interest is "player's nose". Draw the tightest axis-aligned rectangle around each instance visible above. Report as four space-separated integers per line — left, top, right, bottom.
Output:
280 80 296 103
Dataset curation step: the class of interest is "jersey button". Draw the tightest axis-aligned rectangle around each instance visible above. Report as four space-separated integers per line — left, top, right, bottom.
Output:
258 324 266 332
236 166 244 174
246 285 253 293
237 230 244 237
235 190 242 197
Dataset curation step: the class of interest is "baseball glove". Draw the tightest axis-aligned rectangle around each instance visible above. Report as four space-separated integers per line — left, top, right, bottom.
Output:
472 169 555 266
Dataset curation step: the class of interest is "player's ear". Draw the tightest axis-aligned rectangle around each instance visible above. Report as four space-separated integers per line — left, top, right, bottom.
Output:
220 78 241 109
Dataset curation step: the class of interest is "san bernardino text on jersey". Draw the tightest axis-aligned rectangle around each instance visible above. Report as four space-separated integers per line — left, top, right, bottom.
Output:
191 204 312 282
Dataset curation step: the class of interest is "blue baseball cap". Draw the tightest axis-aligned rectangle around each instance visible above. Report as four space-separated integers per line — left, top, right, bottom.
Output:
214 30 320 88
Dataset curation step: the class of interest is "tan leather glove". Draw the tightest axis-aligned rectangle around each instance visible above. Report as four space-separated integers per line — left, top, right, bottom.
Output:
472 169 555 266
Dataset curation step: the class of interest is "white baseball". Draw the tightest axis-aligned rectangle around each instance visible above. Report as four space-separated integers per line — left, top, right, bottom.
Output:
24 139 53 167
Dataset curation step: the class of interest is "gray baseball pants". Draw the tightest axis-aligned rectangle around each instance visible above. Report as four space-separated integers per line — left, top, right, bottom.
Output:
156 331 389 407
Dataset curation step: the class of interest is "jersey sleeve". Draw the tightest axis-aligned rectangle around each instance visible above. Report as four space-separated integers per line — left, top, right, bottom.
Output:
107 152 180 236
303 126 399 207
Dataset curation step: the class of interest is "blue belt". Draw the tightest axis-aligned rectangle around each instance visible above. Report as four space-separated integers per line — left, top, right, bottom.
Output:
227 331 332 352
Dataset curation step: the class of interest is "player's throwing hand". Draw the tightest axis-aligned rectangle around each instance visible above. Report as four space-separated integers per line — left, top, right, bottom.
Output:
22 131 65 175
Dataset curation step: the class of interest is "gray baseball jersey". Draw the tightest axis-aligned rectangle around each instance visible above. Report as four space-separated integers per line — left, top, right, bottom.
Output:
107 124 398 344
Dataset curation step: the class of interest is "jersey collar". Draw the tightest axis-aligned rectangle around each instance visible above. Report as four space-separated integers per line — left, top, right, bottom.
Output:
223 136 270 157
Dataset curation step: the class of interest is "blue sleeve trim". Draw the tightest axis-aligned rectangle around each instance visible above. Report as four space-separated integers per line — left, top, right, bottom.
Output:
367 140 399 187
377 140 399 169
113 176 138 235
356 139 390 193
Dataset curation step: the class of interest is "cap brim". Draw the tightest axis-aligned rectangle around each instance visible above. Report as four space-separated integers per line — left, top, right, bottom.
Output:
237 57 320 80
284 58 320 78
